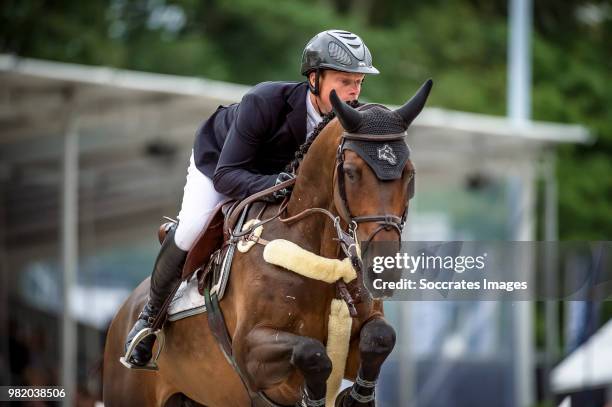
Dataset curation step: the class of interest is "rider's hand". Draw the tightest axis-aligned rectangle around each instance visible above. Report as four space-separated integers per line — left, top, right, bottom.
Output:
275 171 295 185
272 172 296 201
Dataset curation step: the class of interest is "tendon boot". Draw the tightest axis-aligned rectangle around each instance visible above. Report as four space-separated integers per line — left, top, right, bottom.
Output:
123 228 187 368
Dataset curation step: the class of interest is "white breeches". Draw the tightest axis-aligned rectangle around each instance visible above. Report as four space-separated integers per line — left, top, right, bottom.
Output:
174 151 227 251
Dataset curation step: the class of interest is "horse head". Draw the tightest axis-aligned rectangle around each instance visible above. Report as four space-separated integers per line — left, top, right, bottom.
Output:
289 80 431 242
286 79 432 298
329 79 432 248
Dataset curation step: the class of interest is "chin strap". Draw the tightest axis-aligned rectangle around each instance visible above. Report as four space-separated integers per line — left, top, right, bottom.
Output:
309 68 321 95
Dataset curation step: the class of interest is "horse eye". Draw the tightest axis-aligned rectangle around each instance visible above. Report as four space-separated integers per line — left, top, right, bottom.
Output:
406 170 415 198
345 168 358 181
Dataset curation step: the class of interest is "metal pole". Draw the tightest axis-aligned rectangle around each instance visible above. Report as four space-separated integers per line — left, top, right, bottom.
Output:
61 111 79 407
399 302 413 407
543 151 559 403
507 0 532 126
509 166 535 407
0 165 9 384
508 1 534 405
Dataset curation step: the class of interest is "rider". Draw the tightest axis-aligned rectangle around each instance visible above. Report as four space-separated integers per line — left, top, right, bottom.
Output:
123 29 380 367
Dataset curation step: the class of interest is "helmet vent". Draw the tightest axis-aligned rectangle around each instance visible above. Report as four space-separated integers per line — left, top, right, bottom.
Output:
327 30 365 60
328 42 352 65
334 30 356 38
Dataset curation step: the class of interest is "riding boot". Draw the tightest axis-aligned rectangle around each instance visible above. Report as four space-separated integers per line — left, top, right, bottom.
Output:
124 228 187 366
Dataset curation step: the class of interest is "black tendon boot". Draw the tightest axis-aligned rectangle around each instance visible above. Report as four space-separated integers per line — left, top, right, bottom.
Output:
124 228 187 366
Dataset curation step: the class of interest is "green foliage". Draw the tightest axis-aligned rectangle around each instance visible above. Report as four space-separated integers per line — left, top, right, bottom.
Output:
1 0 610 239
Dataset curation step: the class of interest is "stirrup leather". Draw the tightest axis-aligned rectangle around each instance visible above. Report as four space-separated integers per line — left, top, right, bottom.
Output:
119 327 166 371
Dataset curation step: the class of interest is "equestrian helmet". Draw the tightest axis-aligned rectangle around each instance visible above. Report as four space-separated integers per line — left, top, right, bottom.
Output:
301 29 379 76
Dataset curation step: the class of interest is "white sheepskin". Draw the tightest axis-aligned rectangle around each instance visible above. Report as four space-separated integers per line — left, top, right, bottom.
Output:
262 239 356 283
262 239 355 405
237 219 263 253
325 299 352 406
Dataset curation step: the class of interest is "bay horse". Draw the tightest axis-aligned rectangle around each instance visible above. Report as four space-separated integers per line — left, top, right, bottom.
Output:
103 79 432 407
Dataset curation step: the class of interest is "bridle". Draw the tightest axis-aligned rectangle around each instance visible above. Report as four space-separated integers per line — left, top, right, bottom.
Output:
334 130 414 257
227 125 415 316
278 128 415 279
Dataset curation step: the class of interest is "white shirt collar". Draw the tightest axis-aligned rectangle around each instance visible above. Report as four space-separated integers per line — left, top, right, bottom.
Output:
306 90 323 139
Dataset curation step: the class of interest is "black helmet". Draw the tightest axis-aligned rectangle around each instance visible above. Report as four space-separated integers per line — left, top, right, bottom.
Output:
301 29 379 76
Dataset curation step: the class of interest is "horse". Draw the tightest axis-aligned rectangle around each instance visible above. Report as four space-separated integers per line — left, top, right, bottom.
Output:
103 79 432 407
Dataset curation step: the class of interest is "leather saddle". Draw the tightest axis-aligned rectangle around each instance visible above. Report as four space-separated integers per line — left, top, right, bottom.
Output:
157 177 296 282
157 198 237 281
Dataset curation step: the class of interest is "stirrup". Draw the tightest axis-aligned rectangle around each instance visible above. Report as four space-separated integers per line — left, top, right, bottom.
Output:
119 327 165 371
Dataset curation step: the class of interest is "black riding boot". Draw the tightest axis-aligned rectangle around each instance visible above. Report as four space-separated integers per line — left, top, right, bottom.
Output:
124 228 187 366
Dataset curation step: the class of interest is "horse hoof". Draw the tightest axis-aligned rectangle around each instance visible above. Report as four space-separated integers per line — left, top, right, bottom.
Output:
334 387 350 407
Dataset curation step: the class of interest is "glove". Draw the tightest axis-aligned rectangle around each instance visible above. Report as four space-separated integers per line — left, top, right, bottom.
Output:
273 172 296 199
275 171 295 185
259 172 295 203
264 172 295 202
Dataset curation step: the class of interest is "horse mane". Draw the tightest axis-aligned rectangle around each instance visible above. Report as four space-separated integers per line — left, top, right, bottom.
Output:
285 100 362 174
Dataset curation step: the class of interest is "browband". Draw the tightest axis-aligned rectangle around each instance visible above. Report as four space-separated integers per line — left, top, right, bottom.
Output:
341 131 407 142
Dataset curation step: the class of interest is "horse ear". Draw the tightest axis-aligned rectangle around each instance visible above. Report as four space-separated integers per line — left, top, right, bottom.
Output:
329 89 362 133
394 79 433 128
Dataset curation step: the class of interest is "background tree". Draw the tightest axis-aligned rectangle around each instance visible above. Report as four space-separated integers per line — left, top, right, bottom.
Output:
1 0 610 237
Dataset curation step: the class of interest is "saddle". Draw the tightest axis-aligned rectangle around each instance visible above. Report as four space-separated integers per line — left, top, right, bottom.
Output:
157 177 297 283
157 198 237 282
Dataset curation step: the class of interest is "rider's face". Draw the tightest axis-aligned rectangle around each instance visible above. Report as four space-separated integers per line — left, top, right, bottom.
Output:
310 70 365 114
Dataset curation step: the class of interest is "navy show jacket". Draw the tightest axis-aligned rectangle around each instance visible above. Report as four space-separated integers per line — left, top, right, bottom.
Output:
193 81 309 199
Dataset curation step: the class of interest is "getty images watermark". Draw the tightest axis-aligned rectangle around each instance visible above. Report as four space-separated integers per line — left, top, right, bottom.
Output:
371 250 528 291
361 241 611 300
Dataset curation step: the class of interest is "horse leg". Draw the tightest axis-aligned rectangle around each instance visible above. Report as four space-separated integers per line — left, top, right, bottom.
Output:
240 327 332 406
339 318 396 407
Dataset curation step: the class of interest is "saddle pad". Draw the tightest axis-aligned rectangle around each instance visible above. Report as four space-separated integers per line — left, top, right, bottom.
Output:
167 273 206 321
167 241 235 322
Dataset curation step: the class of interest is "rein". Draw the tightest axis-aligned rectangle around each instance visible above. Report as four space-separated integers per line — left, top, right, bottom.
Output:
232 126 411 271
225 106 413 319
229 129 410 311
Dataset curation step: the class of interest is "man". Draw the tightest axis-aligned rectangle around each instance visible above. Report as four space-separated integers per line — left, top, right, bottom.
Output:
123 29 379 368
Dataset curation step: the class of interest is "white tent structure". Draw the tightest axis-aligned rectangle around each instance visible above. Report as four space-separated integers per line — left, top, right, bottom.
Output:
551 320 612 394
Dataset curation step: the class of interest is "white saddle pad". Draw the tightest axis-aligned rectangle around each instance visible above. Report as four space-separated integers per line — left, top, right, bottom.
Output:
167 274 206 321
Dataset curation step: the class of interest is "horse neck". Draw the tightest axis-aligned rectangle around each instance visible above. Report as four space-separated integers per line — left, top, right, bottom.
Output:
285 122 342 258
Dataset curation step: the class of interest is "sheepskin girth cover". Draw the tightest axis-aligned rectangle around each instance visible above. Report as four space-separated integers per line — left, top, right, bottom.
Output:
263 239 357 284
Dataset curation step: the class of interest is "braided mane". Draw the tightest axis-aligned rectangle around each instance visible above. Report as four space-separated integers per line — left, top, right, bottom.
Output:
285 100 362 174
